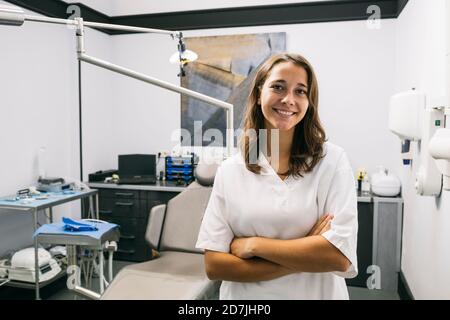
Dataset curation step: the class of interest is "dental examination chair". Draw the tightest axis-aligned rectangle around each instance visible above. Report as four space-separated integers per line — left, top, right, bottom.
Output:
74 162 220 300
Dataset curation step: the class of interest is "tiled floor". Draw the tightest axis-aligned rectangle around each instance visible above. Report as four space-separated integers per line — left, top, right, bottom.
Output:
206 286 400 300
348 286 399 300
48 285 400 301
47 260 133 300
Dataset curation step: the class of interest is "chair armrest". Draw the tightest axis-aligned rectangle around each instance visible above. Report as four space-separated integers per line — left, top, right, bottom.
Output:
145 204 167 249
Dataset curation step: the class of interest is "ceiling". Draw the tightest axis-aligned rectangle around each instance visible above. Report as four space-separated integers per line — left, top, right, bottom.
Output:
60 0 331 16
4 0 409 34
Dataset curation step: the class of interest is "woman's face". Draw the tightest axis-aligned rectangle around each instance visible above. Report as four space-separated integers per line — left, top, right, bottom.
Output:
259 61 310 132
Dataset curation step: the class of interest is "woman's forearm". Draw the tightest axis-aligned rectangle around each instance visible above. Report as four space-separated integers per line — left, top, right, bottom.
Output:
204 251 293 282
249 235 351 273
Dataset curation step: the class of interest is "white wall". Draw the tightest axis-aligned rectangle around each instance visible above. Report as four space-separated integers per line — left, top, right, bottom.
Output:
395 0 450 299
107 33 180 164
108 20 399 176
81 27 115 180
0 2 112 256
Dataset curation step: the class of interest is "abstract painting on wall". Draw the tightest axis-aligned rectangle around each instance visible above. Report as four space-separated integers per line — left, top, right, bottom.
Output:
180 32 286 147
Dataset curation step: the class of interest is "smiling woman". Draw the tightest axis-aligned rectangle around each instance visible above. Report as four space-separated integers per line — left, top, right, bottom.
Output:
241 53 325 178
196 52 359 300
260 63 309 131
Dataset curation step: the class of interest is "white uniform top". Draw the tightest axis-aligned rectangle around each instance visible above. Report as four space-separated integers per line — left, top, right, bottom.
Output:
196 141 358 300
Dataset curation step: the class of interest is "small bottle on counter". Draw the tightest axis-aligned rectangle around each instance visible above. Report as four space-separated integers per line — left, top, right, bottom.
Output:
356 169 365 192
156 152 167 181
361 174 371 196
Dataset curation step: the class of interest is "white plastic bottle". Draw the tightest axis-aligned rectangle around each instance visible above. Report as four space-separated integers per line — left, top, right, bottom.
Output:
362 174 371 196
156 152 167 181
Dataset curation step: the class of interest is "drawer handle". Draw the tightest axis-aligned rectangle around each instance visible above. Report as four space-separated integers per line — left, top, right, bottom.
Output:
99 210 112 215
117 249 135 254
115 192 134 197
115 202 134 207
120 235 136 240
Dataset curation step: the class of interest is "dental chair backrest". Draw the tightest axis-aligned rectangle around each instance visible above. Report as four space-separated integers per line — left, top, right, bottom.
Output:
156 162 219 254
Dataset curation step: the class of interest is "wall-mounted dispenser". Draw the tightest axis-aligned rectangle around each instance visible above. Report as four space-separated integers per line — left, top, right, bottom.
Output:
429 128 450 190
427 1 450 191
415 108 445 196
388 89 425 165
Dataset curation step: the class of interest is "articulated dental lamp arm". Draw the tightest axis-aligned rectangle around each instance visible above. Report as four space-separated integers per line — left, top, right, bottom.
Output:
0 5 234 158
177 33 187 77
0 5 24 25
0 5 178 36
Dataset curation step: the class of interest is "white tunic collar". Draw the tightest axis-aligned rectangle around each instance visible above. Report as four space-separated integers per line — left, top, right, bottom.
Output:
237 151 291 181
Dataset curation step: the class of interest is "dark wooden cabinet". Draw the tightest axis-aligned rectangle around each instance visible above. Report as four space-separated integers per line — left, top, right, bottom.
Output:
346 195 403 291
87 184 183 262
346 201 374 288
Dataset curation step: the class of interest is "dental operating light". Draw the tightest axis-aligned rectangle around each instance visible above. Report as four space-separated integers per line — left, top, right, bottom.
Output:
0 5 233 158
169 32 198 77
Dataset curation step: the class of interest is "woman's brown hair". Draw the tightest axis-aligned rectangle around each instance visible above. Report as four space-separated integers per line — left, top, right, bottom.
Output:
240 52 326 177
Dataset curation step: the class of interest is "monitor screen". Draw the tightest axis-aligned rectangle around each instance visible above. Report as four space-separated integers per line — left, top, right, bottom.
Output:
118 154 156 176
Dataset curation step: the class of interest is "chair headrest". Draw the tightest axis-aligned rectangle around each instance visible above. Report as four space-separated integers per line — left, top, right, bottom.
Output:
194 163 219 186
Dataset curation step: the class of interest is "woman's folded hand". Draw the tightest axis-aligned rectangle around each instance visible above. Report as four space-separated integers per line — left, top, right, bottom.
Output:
307 213 334 236
230 237 256 259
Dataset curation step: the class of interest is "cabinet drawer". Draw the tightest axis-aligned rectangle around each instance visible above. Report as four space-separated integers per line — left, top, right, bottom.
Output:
142 191 179 203
96 216 151 262
95 187 184 262
99 189 139 200
100 198 141 217
114 220 151 262
116 217 147 241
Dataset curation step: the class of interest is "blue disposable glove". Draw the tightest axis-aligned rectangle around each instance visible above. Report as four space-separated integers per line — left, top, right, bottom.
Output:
62 217 98 232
